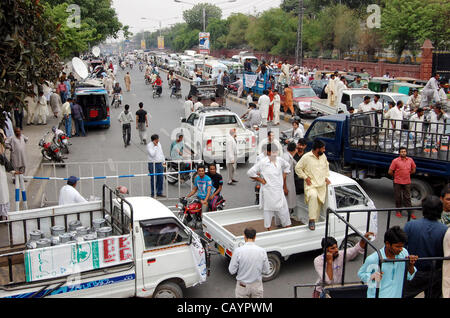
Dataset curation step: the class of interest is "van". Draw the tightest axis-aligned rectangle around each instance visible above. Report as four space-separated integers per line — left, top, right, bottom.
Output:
203 61 228 81
74 86 110 129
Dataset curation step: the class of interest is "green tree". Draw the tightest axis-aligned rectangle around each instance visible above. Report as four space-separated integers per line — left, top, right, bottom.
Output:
182 3 222 31
43 3 97 59
206 18 229 50
225 13 251 49
332 5 359 59
0 0 62 129
42 0 126 45
247 8 297 55
381 0 450 62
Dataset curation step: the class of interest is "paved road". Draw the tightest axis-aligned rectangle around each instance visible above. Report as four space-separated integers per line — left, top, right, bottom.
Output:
26 65 417 298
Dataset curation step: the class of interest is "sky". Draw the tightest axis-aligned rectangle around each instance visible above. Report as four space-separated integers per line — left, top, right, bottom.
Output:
109 0 282 41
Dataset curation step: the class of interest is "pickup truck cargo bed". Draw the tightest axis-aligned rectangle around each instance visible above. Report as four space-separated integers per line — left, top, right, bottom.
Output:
223 218 304 236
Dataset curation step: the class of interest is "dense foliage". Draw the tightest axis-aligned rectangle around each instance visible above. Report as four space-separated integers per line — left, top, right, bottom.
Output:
134 0 449 62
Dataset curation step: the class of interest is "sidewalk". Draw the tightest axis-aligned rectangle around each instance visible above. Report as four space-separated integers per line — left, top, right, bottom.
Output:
6 113 60 211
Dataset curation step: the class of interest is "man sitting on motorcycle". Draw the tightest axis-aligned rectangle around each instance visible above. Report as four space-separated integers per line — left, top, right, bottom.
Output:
152 75 163 95
206 163 224 211
170 133 191 176
172 78 181 96
112 83 122 106
186 165 214 212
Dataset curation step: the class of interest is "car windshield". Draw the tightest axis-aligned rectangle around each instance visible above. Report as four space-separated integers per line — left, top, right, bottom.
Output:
334 184 367 209
205 115 238 126
293 88 316 98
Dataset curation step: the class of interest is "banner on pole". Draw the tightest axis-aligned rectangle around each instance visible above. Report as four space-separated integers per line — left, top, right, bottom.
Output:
199 32 210 54
157 36 164 50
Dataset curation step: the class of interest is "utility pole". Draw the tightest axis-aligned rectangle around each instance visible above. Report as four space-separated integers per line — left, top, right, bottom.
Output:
295 0 304 66
202 7 206 32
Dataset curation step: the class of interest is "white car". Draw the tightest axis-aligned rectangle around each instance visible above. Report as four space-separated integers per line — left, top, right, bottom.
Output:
180 107 257 163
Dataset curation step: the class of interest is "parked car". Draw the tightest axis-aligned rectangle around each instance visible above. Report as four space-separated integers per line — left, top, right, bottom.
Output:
280 85 320 117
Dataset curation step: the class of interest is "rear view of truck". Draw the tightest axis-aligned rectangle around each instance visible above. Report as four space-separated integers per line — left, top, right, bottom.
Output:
0 186 134 298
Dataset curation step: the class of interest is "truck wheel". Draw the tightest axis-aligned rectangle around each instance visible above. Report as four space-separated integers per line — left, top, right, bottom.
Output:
262 253 281 282
410 179 433 207
153 282 183 298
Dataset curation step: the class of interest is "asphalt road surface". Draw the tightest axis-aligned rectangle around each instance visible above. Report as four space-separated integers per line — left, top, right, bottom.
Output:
28 65 418 298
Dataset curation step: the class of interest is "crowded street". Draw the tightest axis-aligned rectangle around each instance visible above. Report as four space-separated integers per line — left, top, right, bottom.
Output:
1 0 449 304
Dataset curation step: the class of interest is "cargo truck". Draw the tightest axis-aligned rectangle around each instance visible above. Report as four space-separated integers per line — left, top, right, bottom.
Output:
302 112 450 206
0 185 208 298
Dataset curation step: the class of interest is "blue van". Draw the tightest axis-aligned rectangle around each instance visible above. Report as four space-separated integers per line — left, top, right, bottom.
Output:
74 86 110 129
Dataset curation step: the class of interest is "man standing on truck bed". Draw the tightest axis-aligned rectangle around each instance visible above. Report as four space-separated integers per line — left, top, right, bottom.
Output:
228 227 270 298
247 143 292 231
388 146 416 219
295 139 331 231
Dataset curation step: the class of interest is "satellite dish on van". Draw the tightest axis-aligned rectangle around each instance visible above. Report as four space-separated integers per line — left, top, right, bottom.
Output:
72 57 89 80
92 46 101 57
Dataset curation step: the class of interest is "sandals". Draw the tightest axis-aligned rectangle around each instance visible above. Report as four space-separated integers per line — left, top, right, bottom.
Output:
308 220 315 231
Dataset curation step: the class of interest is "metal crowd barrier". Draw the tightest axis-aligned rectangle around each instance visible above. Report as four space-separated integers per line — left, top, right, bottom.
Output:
25 160 203 208
293 206 450 298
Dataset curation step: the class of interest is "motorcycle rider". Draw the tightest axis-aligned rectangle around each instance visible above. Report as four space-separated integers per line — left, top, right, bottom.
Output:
153 75 163 96
186 165 214 212
206 163 224 211
172 78 181 96
112 82 123 106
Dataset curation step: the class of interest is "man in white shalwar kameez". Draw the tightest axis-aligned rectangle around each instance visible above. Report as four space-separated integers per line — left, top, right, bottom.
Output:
325 74 337 107
248 143 291 231
295 139 330 231
335 76 347 108
420 74 441 108
257 90 271 127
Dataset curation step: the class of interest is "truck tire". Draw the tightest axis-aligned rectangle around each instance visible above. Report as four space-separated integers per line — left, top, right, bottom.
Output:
410 178 433 207
153 282 183 298
262 253 281 282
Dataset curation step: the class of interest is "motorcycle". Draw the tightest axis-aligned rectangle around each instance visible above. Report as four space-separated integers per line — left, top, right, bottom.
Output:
112 93 122 108
52 127 70 154
39 132 64 163
145 75 151 85
175 197 203 230
170 87 182 99
165 160 197 185
152 84 162 98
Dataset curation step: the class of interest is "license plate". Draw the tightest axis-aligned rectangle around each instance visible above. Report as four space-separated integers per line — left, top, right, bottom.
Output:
217 245 225 256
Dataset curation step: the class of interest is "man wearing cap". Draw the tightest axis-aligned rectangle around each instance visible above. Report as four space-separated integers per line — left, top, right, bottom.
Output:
59 176 87 205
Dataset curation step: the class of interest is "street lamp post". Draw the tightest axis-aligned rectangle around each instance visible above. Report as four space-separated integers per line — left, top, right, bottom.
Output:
295 0 304 66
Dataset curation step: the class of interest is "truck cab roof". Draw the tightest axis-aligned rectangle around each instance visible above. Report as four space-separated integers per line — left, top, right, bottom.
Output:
118 196 176 221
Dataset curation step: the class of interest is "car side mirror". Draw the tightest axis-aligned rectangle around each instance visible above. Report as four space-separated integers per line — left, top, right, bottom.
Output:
181 118 186 123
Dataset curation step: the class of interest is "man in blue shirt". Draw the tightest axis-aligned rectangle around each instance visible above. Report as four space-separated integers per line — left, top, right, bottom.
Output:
186 165 215 209
358 226 418 298
403 195 448 298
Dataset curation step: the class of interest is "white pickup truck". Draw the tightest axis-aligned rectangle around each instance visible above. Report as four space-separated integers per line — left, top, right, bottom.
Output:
180 107 257 163
311 89 376 115
0 186 208 298
202 172 377 281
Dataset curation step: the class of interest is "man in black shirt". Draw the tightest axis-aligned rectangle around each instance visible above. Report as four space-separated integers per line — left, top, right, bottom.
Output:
135 102 148 145
293 138 307 194
207 163 223 211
